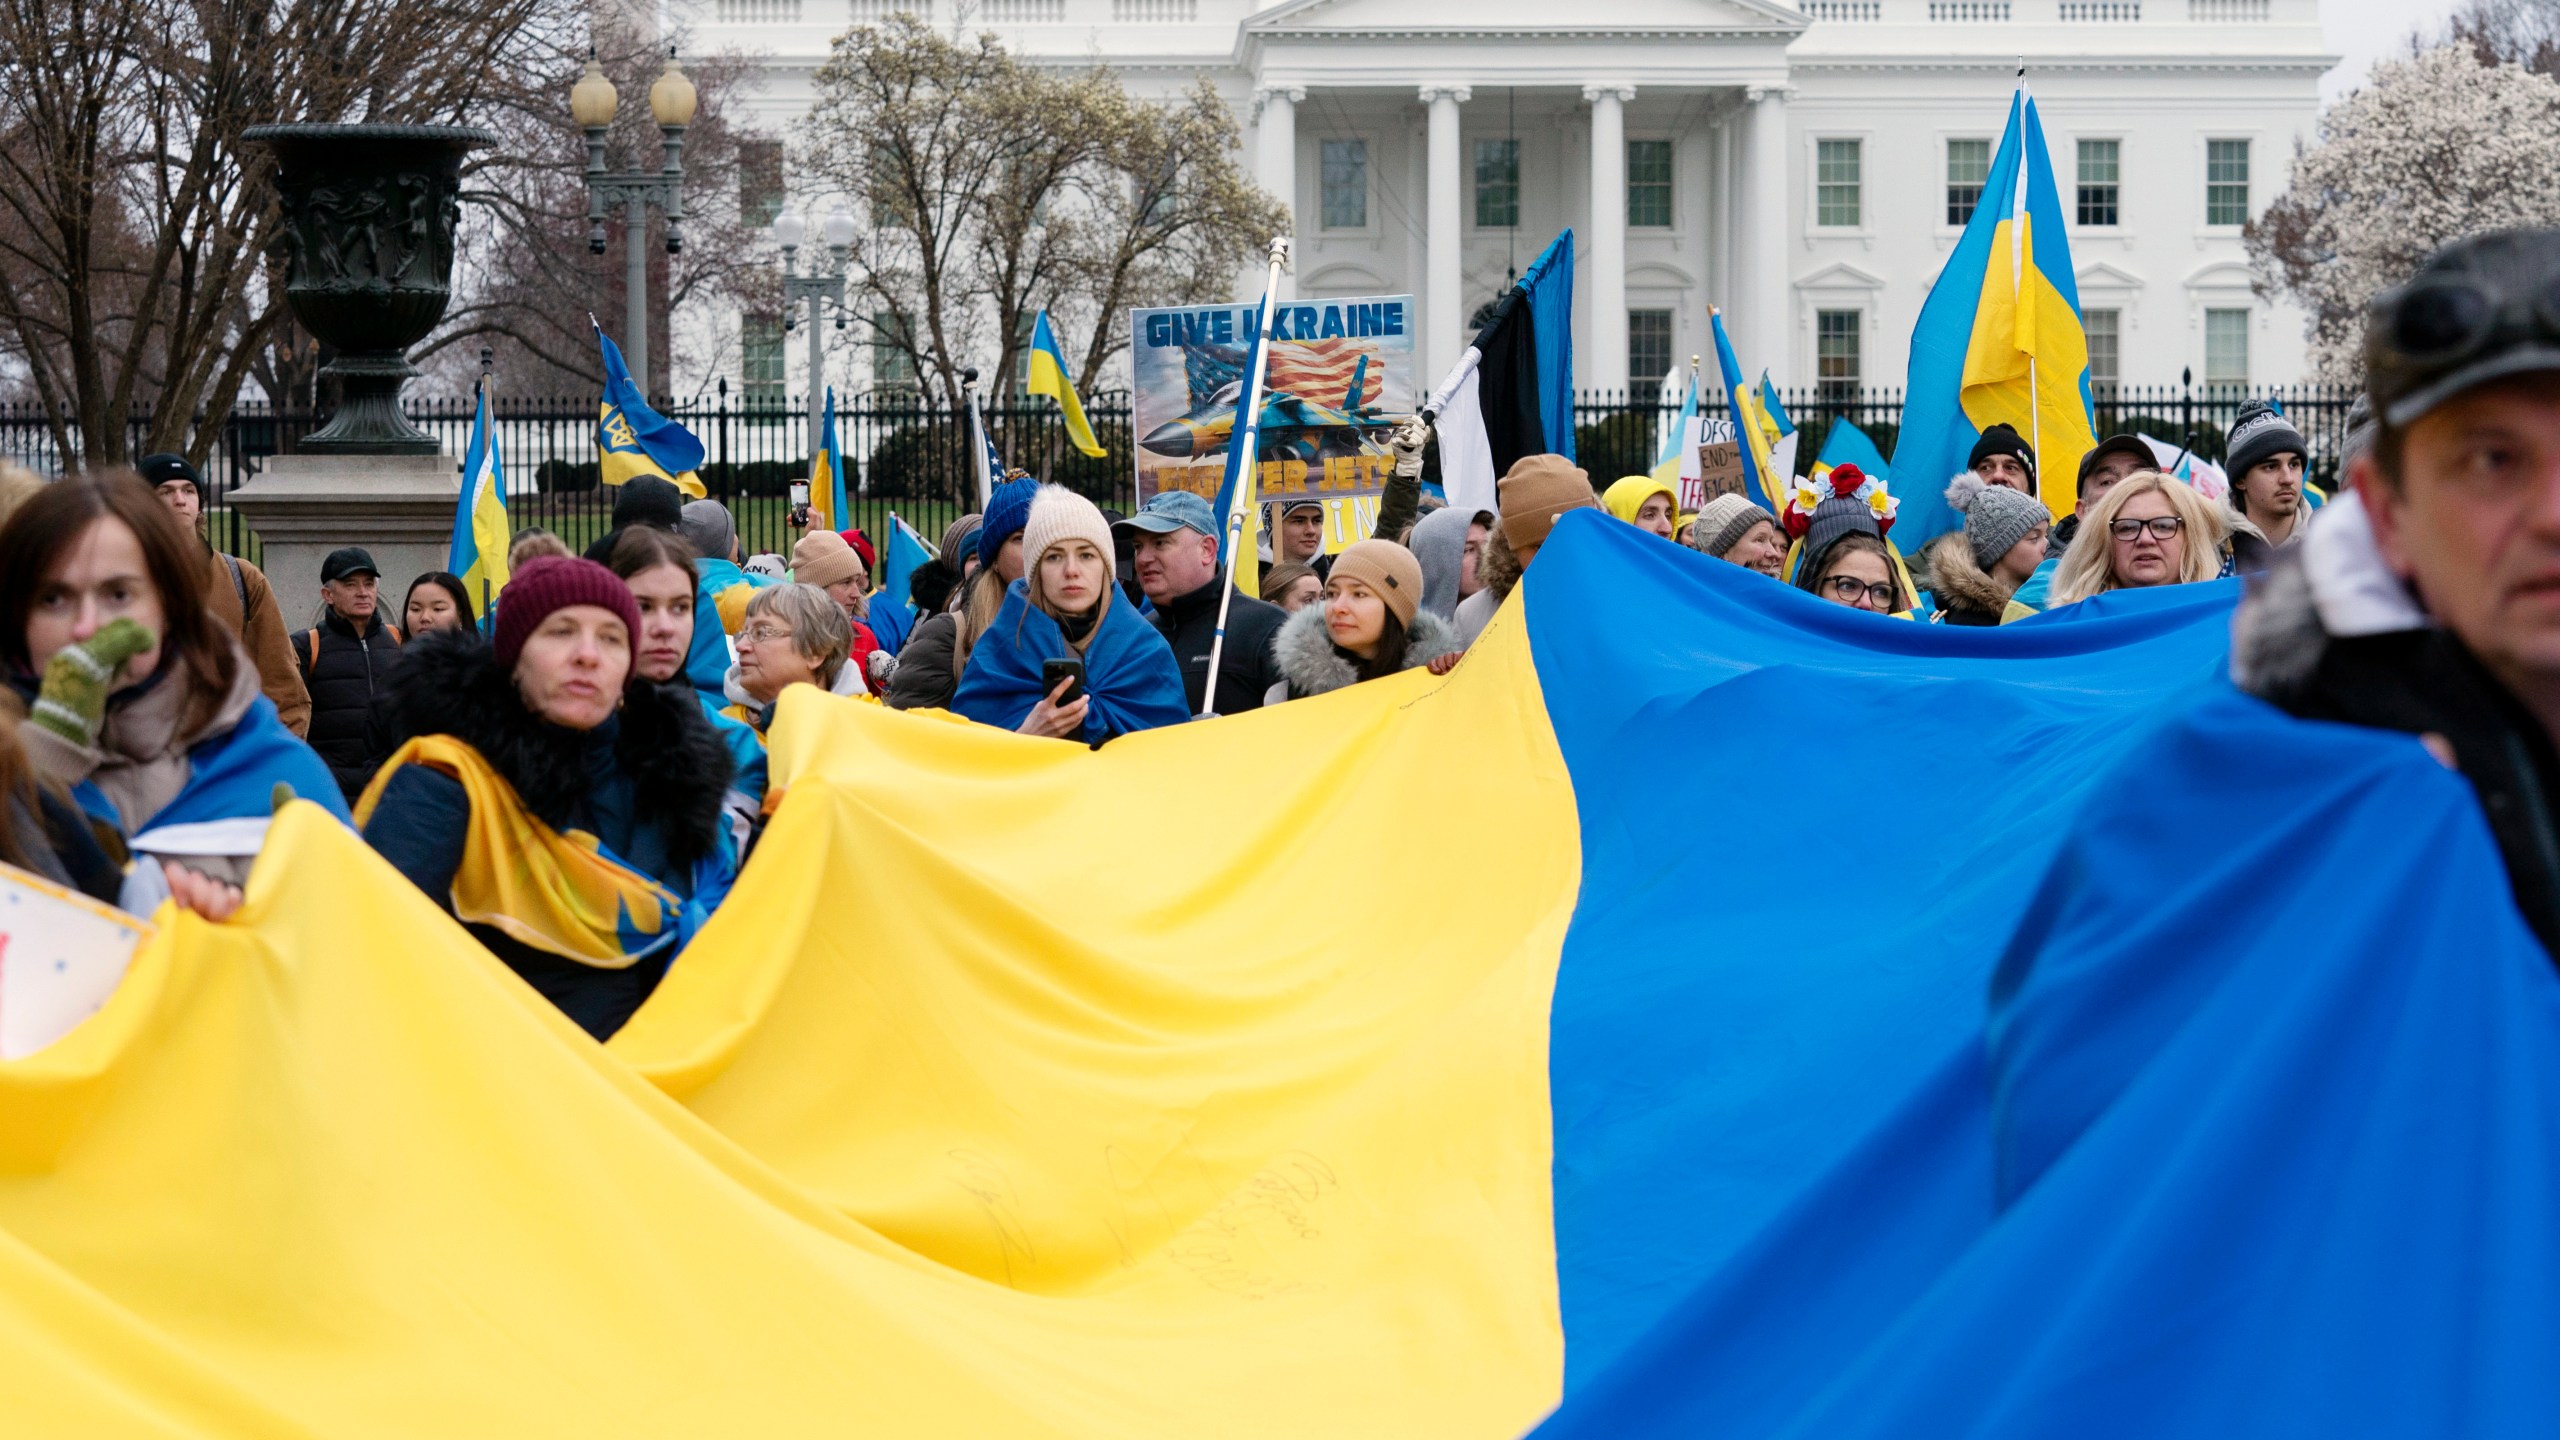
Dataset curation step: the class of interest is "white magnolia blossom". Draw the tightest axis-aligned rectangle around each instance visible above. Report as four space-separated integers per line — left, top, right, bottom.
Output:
2251 46 2560 383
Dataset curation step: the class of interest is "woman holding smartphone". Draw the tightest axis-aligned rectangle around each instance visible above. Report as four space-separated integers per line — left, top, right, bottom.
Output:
952 485 1187 744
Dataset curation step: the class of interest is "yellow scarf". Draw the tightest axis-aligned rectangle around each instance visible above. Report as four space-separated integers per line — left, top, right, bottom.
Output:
355 735 685 969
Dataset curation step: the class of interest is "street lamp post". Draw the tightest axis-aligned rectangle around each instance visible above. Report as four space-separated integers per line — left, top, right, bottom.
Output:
574 47 695 398
771 205 857 458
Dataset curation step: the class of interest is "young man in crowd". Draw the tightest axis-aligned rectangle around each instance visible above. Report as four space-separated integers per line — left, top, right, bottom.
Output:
138 452 310 736
1118 491 1286 716
1967 423 2037 496
1452 455 1599 648
1273 498 1331 579
2234 228 2560 958
2225 398 2314 556
294 546 402 802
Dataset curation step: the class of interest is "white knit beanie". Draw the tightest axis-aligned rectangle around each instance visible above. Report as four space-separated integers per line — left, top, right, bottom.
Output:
1020 484 1115 575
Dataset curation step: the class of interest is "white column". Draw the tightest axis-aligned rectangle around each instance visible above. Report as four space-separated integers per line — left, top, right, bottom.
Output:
1254 86 1304 302
1745 84 1791 385
1584 84 1634 397
1420 84 1470 384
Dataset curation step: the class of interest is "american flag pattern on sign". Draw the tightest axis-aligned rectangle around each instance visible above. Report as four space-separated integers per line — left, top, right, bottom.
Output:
1181 339 1385 413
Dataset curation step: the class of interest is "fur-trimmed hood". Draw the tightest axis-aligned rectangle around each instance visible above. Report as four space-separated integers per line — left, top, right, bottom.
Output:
1923 530 2015 618
376 627 733 864
1271 603 1463 701
2230 490 2427 698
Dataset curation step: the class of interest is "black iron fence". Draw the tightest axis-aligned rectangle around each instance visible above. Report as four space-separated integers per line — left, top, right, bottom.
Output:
0 382 2360 567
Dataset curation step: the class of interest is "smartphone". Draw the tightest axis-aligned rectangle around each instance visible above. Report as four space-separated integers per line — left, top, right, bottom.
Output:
1041 657 1086 707
788 481 810 508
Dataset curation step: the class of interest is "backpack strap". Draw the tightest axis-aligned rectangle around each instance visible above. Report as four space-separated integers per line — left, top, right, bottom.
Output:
297 628 320 680
221 553 248 614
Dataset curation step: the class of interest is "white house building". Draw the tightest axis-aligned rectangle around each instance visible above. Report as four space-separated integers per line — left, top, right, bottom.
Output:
690 0 2335 399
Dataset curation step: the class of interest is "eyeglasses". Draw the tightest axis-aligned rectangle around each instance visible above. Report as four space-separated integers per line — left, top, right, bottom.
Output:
2108 516 2185 543
1822 575 1899 608
739 622 794 645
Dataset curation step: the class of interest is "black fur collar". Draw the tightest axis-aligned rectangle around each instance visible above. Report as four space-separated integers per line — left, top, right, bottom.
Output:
377 628 733 864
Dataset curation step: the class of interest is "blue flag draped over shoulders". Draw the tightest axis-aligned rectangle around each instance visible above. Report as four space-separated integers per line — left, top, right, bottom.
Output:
950 581 1188 744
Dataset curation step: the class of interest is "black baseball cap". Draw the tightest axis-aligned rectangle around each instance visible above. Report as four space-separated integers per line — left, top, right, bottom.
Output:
2366 229 2560 429
136 453 201 491
2077 434 2155 484
321 547 380 583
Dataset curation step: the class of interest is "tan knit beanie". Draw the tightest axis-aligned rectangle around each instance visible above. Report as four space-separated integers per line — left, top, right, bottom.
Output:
1020 484 1116 574
790 527 865 590
1497 454 1598 552
1327 538 1423 628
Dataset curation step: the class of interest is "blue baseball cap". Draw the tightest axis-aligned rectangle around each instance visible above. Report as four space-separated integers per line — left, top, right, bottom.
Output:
1114 489 1216 538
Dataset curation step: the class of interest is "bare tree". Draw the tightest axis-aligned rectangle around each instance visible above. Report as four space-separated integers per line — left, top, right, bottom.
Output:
0 0 559 466
795 17 1282 403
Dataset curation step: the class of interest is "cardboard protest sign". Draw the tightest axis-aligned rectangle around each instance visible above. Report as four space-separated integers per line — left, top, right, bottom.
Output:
0 861 145 1059
1679 417 1744 510
1132 296 1414 553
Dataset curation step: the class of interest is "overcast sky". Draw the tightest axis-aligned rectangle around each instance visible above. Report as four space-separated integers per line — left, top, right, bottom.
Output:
2321 0 2468 103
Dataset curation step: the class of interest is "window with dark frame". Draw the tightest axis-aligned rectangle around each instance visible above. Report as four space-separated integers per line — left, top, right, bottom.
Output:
2076 139 2119 227
1474 138 1520 229
1628 309 1674 400
1816 310 1861 402
1946 139 1991 226
1626 140 1673 227
1320 139 1367 229
2205 139 2250 226
1816 139 1861 227
2084 307 2120 397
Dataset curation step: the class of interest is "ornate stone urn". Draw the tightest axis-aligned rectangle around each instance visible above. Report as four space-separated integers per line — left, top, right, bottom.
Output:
242 123 492 453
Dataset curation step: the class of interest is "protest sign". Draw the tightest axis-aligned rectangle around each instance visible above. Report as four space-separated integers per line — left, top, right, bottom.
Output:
0 861 145 1059
1680 417 1744 510
1132 295 1414 553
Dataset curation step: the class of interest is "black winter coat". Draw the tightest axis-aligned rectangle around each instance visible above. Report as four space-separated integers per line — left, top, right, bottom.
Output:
362 629 735 1039
294 610 401 801
1149 577 1287 716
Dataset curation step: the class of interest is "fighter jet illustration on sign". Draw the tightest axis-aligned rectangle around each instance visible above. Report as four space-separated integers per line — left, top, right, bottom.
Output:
1139 338 1390 464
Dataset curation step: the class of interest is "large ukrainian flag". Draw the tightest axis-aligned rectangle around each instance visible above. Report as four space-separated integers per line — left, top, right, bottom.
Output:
1890 82 2097 542
6 521 2553 1435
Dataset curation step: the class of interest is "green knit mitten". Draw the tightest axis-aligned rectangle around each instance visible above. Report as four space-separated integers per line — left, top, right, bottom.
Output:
28 618 155 748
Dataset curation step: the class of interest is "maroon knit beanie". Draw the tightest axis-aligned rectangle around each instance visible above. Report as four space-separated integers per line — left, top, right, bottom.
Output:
492 556 642 670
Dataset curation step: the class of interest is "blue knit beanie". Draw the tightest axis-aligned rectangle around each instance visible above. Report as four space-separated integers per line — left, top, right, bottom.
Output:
980 477 1039 568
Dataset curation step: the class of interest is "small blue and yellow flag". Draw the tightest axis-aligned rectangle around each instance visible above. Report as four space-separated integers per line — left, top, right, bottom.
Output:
1025 310 1104 458
808 387 848 532
1889 80 2097 541
1757 372 1796 439
594 322 706 497
1709 308 1777 511
449 384 511 609
1649 365 1699 490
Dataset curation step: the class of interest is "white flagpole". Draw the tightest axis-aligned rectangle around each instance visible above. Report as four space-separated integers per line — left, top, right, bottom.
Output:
963 367 993 511
1199 236 1292 719
2015 62 2040 471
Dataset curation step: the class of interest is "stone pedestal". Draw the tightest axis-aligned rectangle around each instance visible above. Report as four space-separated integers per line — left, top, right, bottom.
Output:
224 452 460 616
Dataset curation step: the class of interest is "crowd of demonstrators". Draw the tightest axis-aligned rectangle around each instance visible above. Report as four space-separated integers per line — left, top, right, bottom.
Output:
1120 491 1286 716
2047 470 2231 605
1689 494 1787 577
1602 475 1681 542
1268 539 1462 703
1 473 342 921
728 584 854 735
1926 475 2048 626
952 485 1188 743
138 453 311 737
291 546 403 804
1456 455 1601 647
361 556 737 1041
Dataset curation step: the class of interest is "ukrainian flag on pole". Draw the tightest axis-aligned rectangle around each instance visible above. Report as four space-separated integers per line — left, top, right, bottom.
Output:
808 386 848 532
1888 75 2097 543
594 321 706 497
1709 307 1778 511
450 383 511 609
1025 310 1104 458
1649 365 1699 492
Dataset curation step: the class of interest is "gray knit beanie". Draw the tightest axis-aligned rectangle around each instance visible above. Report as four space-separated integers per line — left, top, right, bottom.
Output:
1693 493 1773 557
677 499 736 563
1801 495 1881 567
1946 472 2047 569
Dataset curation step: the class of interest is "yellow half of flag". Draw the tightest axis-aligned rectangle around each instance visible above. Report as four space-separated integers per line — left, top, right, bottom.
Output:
1958 215 2096 518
